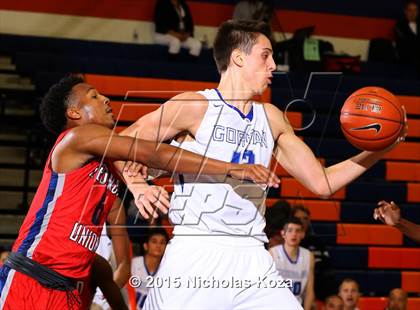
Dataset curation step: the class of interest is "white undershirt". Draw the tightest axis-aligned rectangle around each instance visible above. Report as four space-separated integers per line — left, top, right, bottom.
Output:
409 22 417 35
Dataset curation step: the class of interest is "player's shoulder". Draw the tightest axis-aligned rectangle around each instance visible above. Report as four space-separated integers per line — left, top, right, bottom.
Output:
259 102 281 112
56 124 112 151
164 91 209 114
269 244 282 255
299 246 311 255
131 255 144 265
66 124 112 139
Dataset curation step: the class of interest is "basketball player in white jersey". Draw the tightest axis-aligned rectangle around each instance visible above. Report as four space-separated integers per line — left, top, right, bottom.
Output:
121 20 406 309
131 228 169 310
270 217 315 309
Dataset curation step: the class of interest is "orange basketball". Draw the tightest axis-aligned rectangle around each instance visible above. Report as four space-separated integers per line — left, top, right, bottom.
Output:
340 86 404 151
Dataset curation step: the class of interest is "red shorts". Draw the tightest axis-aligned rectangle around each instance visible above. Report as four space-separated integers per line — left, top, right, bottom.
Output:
0 267 92 310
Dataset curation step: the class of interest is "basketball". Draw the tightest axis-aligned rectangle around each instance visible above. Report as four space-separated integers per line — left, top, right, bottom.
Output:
340 86 404 151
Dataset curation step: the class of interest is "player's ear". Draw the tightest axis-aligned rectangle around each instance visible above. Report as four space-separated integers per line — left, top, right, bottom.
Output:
66 106 82 120
281 229 286 238
231 49 244 68
143 242 148 252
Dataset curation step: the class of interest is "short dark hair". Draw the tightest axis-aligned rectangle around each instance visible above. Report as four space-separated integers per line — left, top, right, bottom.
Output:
405 0 418 8
40 75 84 134
213 20 271 73
265 200 291 238
283 217 304 230
325 294 343 304
291 205 310 217
145 228 169 244
339 278 360 292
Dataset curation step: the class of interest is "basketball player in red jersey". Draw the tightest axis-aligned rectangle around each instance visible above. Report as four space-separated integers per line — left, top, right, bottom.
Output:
0 75 280 309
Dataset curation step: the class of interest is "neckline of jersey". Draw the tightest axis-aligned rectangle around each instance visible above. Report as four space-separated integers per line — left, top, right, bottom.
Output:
282 244 300 265
214 88 254 122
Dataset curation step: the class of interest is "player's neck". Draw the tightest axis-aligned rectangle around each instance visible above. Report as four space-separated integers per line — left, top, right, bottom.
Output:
144 254 161 273
217 71 254 113
283 243 299 260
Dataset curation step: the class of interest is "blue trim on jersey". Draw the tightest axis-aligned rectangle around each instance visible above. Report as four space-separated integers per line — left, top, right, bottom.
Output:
144 263 159 277
282 244 300 264
179 174 185 193
17 172 58 256
0 265 11 297
215 88 254 121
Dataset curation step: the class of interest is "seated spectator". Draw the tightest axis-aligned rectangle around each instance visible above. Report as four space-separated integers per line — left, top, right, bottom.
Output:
394 0 420 68
0 250 10 267
338 278 360 310
386 288 408 310
292 205 335 300
232 0 273 23
270 217 315 310
323 294 344 310
265 199 291 248
131 228 169 310
154 0 202 57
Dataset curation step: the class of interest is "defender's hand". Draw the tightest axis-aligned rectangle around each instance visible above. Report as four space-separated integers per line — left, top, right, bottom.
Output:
373 200 401 226
229 164 280 188
123 161 148 178
131 184 170 219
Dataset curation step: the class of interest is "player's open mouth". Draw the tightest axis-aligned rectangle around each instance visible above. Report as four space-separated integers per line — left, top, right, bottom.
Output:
106 108 112 114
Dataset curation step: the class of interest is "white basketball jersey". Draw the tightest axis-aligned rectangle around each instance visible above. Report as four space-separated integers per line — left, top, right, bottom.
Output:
169 88 275 242
270 245 311 304
132 256 157 310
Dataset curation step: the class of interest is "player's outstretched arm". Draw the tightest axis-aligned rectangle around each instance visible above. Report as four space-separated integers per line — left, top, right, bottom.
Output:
374 201 420 243
64 124 280 187
107 198 131 288
266 104 406 198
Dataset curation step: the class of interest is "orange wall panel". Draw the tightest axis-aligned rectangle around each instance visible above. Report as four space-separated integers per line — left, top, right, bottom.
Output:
402 272 420 292
369 247 420 269
386 162 420 182
280 178 345 200
408 183 420 203
337 224 403 245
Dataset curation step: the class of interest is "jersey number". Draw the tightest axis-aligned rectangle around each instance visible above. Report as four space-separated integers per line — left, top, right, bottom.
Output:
291 281 301 295
231 150 255 164
92 192 106 225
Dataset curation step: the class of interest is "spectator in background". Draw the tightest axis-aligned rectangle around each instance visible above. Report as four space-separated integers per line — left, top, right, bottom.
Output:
270 217 315 310
131 228 169 310
264 199 291 248
292 205 335 300
338 278 360 310
0 250 10 266
386 288 408 310
154 0 202 57
323 295 344 310
233 0 273 23
395 0 420 68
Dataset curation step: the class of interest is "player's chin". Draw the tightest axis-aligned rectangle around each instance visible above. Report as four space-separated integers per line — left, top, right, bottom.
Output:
258 83 268 94
104 119 115 129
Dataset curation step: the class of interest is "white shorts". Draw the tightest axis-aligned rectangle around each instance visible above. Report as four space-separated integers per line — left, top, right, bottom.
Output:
143 235 303 310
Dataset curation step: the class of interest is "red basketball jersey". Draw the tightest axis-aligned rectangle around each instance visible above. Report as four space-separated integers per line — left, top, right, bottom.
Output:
12 129 120 279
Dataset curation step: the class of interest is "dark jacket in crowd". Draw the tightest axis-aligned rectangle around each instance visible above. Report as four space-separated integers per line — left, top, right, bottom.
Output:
394 16 420 64
154 0 194 35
